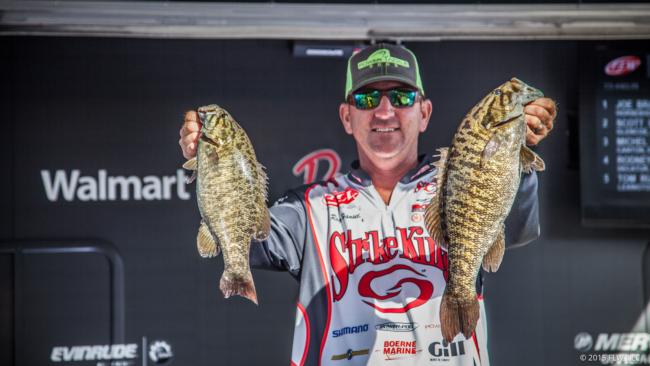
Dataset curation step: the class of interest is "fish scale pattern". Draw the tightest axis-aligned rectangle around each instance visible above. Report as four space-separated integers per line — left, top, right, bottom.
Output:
425 78 545 342
196 105 269 304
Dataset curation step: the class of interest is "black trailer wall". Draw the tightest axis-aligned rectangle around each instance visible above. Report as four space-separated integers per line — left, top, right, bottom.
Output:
1 37 648 366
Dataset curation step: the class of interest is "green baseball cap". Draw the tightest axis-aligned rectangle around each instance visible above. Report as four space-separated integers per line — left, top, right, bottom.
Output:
345 43 425 98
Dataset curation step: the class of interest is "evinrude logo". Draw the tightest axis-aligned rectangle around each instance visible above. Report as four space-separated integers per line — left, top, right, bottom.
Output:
148 340 173 364
41 169 191 202
50 344 138 362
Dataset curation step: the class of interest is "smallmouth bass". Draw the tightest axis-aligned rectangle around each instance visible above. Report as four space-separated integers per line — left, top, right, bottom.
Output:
183 104 269 305
425 78 546 342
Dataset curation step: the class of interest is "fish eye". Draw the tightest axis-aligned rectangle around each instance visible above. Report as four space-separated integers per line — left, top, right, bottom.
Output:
494 90 501 96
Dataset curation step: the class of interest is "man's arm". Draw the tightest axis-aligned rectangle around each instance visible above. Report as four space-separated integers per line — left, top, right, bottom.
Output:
250 190 308 280
505 171 540 249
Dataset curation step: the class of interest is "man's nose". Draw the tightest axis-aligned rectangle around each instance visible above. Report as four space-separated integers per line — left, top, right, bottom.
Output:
373 95 395 119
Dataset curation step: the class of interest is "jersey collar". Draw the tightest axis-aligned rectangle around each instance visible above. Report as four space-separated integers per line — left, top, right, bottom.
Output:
348 154 435 187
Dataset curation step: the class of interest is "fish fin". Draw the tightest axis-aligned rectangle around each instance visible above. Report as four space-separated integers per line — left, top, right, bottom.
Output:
425 148 449 249
440 293 480 343
482 224 505 272
481 134 503 168
520 145 546 173
183 157 198 184
183 157 198 170
197 221 220 258
220 271 258 305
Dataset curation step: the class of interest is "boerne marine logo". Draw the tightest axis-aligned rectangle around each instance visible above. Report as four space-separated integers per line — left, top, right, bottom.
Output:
378 340 420 361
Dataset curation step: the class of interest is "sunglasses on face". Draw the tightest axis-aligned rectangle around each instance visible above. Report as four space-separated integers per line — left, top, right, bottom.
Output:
348 88 419 110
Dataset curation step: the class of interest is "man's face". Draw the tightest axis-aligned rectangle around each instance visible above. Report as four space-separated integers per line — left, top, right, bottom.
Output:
339 80 433 167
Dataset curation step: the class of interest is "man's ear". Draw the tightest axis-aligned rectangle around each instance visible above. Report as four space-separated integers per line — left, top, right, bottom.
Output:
339 103 353 135
419 98 433 133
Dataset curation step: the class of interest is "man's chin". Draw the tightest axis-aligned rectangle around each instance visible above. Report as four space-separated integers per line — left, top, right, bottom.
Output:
366 148 402 161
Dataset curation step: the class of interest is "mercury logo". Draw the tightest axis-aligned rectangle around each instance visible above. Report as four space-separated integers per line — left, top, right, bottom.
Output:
594 333 650 352
574 332 593 352
41 169 191 202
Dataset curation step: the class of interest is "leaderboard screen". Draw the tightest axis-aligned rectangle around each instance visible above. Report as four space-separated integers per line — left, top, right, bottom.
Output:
580 43 650 227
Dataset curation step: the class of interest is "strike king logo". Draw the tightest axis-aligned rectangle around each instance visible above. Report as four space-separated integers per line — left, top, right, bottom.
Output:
292 148 341 184
376 340 420 361
329 226 448 313
324 187 359 207
605 55 641 76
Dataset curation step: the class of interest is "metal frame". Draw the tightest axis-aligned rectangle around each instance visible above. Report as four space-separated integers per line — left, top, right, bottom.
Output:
1 1 650 40
0 241 125 366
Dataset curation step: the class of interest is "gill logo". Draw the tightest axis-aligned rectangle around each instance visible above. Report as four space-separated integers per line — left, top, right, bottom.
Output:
292 148 341 184
357 49 410 70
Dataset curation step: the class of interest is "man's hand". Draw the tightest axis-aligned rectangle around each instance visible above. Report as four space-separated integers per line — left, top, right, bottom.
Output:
179 110 202 159
524 97 557 146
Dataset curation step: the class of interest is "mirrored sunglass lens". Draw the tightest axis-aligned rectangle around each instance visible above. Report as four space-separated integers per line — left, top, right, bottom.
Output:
354 91 380 109
389 90 416 107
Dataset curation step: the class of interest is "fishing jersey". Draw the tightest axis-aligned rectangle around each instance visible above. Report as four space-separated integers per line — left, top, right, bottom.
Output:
250 155 540 366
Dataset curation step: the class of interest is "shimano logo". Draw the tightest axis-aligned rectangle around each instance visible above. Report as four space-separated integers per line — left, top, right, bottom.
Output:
41 169 191 202
332 324 369 338
50 344 138 362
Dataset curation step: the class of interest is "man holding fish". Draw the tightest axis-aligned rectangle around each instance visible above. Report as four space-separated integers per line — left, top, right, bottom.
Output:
179 43 556 365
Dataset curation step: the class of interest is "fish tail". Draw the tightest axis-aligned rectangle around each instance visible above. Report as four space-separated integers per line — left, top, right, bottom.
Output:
219 271 258 305
440 293 480 343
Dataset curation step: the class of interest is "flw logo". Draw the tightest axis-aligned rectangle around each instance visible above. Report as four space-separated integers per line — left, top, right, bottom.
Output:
324 187 359 207
329 226 448 313
605 55 641 76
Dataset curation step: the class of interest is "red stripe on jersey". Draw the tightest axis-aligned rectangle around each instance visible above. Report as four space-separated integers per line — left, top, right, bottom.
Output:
296 302 311 366
305 184 332 366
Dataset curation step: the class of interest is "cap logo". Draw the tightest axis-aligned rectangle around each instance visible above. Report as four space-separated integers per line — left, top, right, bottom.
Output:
357 49 410 70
